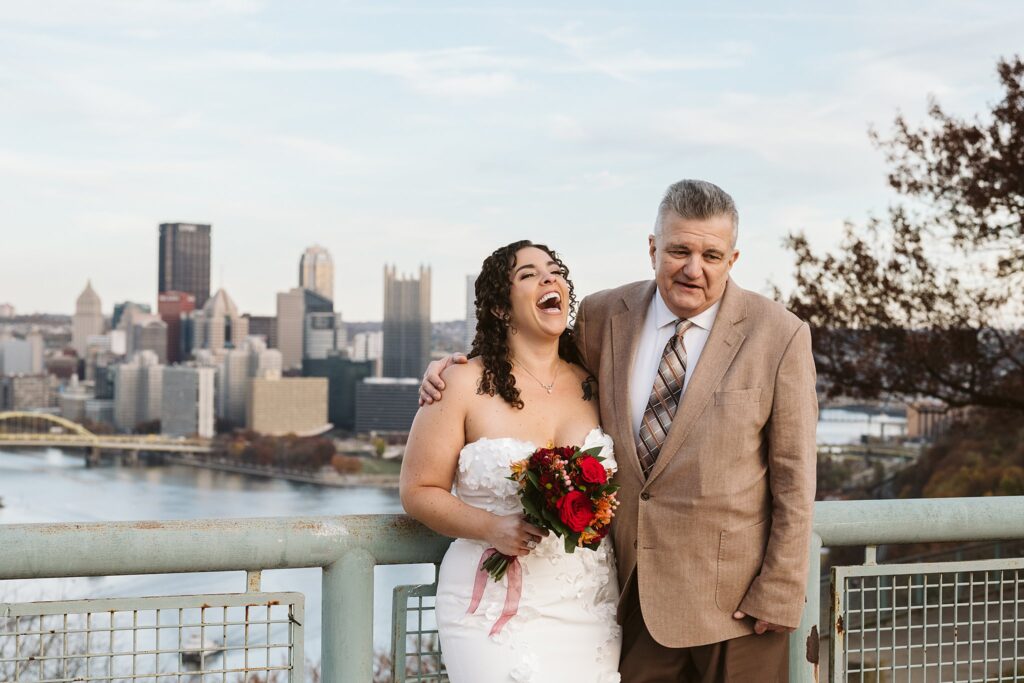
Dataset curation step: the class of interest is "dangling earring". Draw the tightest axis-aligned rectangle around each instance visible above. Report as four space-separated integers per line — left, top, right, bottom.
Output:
503 312 517 335
495 307 516 335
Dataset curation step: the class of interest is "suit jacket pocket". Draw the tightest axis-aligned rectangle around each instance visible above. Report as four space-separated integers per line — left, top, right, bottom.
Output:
714 387 762 405
715 518 770 612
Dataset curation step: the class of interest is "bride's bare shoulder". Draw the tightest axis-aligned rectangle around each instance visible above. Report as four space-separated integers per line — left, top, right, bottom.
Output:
440 357 484 396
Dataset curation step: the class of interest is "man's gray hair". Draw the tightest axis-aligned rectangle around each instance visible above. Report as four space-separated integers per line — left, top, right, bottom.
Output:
655 179 739 247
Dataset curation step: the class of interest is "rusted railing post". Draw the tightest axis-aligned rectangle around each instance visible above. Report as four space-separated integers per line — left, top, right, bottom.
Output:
789 533 822 683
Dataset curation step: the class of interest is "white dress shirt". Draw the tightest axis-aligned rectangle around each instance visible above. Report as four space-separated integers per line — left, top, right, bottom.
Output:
629 290 721 438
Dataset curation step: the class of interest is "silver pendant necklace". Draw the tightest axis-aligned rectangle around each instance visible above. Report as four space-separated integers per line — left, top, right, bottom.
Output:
513 358 560 394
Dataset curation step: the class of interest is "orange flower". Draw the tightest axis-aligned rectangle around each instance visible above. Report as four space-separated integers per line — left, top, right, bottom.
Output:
593 497 615 526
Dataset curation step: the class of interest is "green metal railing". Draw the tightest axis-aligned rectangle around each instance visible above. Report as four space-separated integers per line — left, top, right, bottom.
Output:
2 592 303 680
1 498 1023 682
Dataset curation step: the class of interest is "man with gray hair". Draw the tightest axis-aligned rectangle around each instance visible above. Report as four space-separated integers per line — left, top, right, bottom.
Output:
421 179 817 682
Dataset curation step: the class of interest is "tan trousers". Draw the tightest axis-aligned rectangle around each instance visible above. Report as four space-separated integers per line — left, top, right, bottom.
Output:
618 575 789 683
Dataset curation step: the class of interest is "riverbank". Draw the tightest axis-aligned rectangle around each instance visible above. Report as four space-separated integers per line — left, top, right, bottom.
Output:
166 453 401 489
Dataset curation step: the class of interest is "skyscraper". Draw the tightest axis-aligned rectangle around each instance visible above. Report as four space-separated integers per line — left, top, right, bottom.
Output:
158 291 196 363
349 331 383 376
113 351 163 432
72 280 104 356
162 366 216 438
299 245 334 301
216 338 282 426
302 356 374 432
382 265 431 378
117 303 168 362
276 288 332 371
304 312 347 360
158 223 212 308
132 320 169 364
354 378 420 434
190 288 248 356
0 338 35 375
0 333 42 375
243 314 277 348
247 377 329 436
112 301 151 330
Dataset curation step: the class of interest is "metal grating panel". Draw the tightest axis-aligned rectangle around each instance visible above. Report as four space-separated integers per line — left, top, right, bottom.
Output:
390 582 446 683
0 592 303 682
831 557 1024 682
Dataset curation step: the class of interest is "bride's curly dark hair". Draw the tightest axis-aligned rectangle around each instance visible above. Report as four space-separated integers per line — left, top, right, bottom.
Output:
469 240 586 409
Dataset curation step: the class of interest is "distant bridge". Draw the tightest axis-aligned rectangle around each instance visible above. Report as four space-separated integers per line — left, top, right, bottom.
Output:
0 411 214 459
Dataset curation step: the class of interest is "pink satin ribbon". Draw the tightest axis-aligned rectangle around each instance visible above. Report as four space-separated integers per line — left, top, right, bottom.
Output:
466 548 522 636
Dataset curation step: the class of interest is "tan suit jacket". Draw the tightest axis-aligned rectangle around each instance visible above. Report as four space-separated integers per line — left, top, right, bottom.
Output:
574 278 817 648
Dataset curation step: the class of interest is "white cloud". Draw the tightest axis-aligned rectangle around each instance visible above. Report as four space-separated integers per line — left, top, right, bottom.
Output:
537 23 753 81
3 0 266 27
185 47 529 97
0 149 209 187
268 135 364 168
547 114 587 141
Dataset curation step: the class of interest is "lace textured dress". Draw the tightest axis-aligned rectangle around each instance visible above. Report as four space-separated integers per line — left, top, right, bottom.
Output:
435 427 622 683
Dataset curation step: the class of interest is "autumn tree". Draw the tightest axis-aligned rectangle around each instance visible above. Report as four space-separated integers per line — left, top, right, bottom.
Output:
785 56 1024 412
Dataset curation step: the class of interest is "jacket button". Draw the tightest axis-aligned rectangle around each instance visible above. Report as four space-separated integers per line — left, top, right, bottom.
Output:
640 491 651 501
633 540 638 549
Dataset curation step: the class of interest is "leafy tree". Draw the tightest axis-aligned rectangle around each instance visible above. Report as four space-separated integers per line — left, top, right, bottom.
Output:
895 409 1024 497
134 419 161 434
785 56 1024 412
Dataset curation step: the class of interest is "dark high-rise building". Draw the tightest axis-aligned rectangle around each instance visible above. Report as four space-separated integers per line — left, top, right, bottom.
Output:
244 315 278 348
354 378 420 434
158 223 212 308
382 265 431 378
157 291 196 364
302 356 374 432
94 363 116 400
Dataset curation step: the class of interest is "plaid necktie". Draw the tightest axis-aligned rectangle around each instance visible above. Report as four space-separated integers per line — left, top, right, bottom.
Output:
636 319 694 477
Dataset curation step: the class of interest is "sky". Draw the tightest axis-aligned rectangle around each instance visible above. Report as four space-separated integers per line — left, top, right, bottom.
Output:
2 1 1023 320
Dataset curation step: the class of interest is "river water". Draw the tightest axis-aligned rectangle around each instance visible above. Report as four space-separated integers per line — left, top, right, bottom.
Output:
0 448 435 661
0 409 903 665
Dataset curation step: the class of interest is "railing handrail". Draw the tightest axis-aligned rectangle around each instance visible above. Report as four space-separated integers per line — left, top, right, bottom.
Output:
4 496 1024 682
813 496 1024 545
4 496 1022 578
0 514 449 580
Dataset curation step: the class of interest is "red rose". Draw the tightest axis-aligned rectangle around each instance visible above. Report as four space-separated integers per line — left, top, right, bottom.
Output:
557 491 595 532
577 456 608 485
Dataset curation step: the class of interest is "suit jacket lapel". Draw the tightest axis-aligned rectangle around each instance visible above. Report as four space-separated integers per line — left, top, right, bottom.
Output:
645 279 748 485
610 281 656 486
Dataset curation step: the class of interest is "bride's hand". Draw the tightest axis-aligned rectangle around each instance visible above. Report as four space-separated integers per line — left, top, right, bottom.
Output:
419 353 468 406
485 514 549 556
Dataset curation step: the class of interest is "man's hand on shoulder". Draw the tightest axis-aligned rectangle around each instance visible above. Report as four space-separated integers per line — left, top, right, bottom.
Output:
419 353 469 406
732 610 794 635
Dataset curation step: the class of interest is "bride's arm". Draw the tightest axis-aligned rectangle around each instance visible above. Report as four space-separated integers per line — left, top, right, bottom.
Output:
400 365 546 557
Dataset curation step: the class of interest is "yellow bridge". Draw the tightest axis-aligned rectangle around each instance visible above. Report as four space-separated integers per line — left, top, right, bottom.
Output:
0 411 214 457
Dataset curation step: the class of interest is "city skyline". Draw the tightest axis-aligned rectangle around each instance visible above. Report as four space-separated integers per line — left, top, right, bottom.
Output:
3 3 1024 320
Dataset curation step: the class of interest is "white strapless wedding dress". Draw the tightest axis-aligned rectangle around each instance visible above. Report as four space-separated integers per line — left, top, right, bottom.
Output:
435 427 622 683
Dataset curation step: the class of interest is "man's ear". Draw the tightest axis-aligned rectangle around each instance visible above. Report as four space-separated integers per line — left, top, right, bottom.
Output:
648 234 657 270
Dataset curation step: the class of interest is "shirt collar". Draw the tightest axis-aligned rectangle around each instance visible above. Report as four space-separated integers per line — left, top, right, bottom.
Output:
651 288 722 332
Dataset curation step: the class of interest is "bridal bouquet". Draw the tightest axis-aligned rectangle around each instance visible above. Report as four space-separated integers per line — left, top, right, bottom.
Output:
483 444 620 581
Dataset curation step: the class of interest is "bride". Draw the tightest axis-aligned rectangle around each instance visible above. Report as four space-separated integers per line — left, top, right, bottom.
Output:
400 240 621 682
